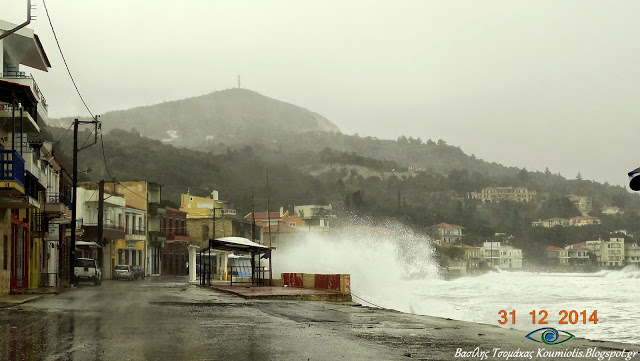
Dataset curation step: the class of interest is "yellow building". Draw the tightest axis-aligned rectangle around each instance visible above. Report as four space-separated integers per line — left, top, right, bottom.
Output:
181 192 256 248
112 239 145 268
180 192 229 218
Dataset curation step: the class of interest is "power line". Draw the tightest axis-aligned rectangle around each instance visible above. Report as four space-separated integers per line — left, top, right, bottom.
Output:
51 122 74 152
80 127 95 149
98 128 148 201
42 0 94 118
42 0 149 205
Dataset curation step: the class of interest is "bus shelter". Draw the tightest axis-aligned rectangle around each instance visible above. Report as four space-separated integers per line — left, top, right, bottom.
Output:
196 237 272 286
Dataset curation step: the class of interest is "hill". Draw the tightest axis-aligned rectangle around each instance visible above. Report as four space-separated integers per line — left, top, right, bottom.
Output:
42 88 640 261
53 88 340 148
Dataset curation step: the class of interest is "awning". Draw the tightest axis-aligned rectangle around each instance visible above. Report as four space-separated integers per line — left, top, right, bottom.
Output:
75 241 101 248
202 237 270 253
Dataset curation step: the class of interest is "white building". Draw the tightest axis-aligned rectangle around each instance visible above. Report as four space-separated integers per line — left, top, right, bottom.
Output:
600 238 625 266
564 243 591 265
625 243 640 266
480 241 523 269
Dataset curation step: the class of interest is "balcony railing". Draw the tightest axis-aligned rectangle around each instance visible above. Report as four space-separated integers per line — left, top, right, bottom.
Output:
84 219 125 231
0 150 25 186
24 172 39 200
127 227 145 235
47 192 72 207
30 211 49 233
166 229 189 237
1 72 48 110
75 218 83 229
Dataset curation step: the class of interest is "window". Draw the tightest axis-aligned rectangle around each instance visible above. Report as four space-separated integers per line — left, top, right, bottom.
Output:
289 222 296 227
125 215 130 234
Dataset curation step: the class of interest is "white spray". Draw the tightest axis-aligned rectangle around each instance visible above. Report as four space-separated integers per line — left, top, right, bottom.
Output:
272 222 441 313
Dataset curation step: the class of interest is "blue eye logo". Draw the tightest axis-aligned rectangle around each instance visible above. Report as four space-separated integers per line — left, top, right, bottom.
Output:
525 328 575 345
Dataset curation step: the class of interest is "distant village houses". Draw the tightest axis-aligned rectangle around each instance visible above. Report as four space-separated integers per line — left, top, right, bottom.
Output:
429 223 464 243
569 216 601 226
472 187 536 203
602 206 624 215
481 242 523 269
545 237 640 267
567 195 592 214
532 218 570 228
545 246 569 266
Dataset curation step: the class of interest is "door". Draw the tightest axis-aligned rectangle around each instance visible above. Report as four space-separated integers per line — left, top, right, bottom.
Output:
10 218 29 290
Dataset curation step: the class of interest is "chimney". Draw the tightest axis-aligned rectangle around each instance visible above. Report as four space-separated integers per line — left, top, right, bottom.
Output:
211 190 219 200
280 206 284 217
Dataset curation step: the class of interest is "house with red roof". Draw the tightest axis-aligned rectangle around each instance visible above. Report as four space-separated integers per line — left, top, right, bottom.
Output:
570 216 602 227
461 244 481 269
546 246 569 265
564 242 591 266
429 223 464 243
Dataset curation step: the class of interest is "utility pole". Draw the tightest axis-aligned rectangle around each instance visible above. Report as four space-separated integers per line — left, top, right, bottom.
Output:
266 168 272 286
250 188 255 242
97 180 104 268
70 117 100 285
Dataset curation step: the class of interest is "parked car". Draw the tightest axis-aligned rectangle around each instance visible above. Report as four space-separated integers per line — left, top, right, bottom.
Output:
113 265 134 281
74 258 102 286
132 266 145 279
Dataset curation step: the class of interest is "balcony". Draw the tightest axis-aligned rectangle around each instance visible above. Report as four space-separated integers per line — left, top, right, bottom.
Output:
0 103 42 134
30 211 49 234
45 192 72 211
23 150 45 188
83 219 125 242
148 203 166 216
65 218 85 237
148 230 166 246
0 72 48 127
0 150 25 195
125 227 146 241
166 229 190 242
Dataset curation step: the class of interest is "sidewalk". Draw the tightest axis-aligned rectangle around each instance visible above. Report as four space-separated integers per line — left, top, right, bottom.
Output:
212 284 352 301
0 294 46 308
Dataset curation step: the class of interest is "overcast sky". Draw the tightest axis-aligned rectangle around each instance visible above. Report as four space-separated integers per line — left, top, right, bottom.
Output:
5 1 640 187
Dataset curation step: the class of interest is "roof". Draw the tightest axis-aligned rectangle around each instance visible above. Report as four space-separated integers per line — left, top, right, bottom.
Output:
461 244 479 249
202 236 270 253
75 241 101 248
568 242 587 249
547 218 568 221
245 211 283 220
164 206 187 215
262 224 297 233
546 246 565 251
0 20 51 70
571 216 600 221
430 223 464 229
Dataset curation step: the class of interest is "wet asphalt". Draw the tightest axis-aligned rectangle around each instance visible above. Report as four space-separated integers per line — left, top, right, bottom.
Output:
0 277 636 361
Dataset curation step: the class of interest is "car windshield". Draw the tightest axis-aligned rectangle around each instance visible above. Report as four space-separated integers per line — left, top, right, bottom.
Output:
75 259 94 268
115 266 129 271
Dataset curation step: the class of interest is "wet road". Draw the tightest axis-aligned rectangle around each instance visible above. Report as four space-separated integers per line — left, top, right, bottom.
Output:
0 277 409 361
0 277 637 361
